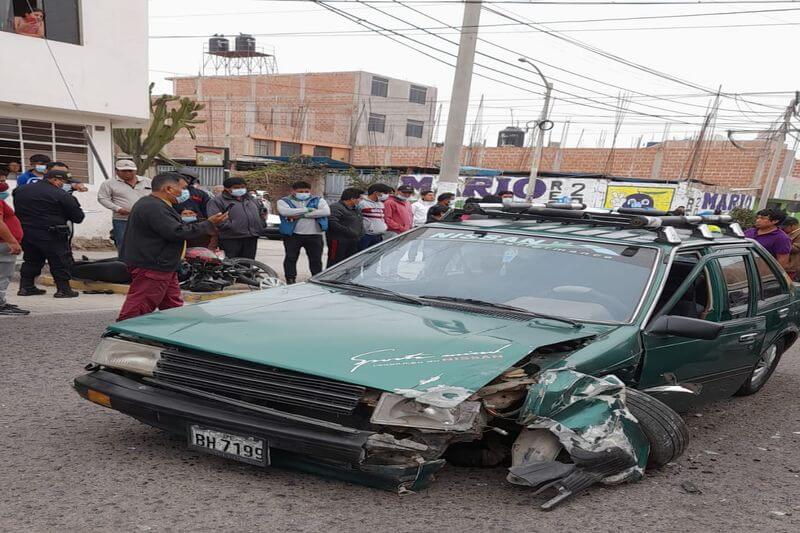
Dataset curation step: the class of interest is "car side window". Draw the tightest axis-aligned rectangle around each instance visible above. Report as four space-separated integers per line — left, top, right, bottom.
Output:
654 253 714 321
752 251 788 301
716 256 752 320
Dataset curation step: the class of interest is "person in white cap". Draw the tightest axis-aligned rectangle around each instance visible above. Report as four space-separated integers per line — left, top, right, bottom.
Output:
97 160 152 251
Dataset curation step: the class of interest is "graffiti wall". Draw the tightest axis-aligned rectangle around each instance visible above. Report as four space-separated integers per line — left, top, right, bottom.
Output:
397 174 755 214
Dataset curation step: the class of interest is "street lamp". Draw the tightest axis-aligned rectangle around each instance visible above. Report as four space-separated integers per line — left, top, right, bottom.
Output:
518 57 553 202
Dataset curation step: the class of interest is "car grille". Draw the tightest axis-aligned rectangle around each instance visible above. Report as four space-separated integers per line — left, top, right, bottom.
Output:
152 349 365 415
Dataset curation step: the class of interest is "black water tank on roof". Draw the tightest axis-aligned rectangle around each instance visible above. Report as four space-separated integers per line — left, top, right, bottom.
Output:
235 33 256 52
498 126 525 148
208 34 229 52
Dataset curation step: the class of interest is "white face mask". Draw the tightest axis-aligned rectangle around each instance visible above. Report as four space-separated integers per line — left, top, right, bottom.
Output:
230 188 247 197
378 193 390 202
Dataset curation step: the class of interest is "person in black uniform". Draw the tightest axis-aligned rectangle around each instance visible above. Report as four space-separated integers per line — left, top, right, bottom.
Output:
13 169 85 298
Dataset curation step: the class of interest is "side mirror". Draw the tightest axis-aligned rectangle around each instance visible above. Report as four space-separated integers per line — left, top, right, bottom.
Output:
647 315 723 340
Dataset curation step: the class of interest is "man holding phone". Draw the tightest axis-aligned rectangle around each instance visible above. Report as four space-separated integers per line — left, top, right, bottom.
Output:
117 173 228 321
207 177 267 260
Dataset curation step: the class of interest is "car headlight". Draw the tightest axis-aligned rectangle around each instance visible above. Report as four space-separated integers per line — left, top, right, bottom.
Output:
370 393 482 432
92 337 162 376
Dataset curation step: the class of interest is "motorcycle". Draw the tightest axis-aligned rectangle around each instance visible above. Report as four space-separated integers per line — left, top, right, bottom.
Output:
177 247 284 292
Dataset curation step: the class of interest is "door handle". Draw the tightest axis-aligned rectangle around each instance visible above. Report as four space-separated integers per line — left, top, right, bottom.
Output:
778 308 790 318
739 333 759 343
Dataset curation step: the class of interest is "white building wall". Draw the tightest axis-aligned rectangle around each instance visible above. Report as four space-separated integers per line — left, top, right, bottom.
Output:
0 0 149 122
0 0 149 240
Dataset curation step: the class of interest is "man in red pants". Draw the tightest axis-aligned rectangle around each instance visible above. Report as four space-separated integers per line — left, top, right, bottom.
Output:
117 173 228 322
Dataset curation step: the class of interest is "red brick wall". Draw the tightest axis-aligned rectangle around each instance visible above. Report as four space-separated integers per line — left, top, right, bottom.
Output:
165 73 359 160
351 140 797 190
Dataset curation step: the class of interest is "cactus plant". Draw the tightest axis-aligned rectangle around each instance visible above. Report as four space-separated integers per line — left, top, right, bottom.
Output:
113 83 205 175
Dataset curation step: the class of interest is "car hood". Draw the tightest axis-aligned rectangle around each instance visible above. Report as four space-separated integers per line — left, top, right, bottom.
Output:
108 283 614 397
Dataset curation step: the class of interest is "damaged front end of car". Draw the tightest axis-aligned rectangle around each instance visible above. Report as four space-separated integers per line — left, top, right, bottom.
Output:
355 367 652 509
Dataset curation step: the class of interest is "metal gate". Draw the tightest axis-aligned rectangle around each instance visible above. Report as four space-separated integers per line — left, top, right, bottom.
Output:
156 165 225 187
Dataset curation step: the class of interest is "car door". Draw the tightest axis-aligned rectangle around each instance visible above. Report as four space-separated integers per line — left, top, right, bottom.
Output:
640 249 766 408
750 248 794 351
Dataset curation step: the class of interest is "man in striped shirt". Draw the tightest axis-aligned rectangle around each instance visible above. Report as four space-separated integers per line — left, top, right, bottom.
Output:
357 183 393 250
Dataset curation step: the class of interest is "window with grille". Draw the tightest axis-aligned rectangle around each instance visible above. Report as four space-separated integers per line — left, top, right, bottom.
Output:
371 77 389 98
2 0 82 45
280 142 302 157
368 113 386 133
253 139 275 156
409 85 427 105
0 117 90 182
313 146 332 158
406 119 424 138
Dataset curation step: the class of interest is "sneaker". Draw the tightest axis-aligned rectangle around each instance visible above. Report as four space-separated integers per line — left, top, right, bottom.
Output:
285 277 296 285
0 304 30 315
54 289 80 298
18 287 46 296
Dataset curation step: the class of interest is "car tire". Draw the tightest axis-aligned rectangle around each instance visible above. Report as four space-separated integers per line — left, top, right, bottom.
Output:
625 388 689 469
734 338 784 397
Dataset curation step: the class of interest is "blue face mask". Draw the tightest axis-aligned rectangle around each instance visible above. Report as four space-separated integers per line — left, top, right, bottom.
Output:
35 165 47 173
230 188 247 197
0 192 8 200
294 192 311 201
62 183 73 192
176 189 190 203
181 216 197 223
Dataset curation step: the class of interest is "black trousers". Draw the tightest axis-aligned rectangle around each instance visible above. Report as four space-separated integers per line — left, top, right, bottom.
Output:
326 237 359 268
219 237 259 260
20 235 74 284
283 234 324 279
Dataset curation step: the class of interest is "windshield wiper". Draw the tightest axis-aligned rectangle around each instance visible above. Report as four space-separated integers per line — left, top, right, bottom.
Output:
419 295 581 327
312 279 425 306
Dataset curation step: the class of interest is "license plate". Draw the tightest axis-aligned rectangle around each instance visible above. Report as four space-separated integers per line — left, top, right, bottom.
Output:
189 426 269 466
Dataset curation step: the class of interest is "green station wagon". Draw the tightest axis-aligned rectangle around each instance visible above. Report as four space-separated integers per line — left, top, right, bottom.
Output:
74 203 798 509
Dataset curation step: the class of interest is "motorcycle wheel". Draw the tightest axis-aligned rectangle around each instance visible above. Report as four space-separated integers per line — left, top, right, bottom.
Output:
230 258 283 289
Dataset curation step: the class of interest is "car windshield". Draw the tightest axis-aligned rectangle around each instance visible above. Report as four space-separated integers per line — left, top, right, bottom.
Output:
315 228 658 323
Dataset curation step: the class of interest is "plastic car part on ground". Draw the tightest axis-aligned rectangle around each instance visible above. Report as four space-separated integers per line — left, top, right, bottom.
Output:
508 369 650 510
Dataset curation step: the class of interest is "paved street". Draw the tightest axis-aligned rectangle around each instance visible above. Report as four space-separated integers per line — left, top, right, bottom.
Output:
2 304 800 531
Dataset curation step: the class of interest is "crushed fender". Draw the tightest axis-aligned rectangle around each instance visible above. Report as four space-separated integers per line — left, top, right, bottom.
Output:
508 369 650 510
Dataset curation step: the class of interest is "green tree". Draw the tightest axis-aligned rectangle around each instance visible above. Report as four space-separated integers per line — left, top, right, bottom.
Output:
729 207 756 229
112 83 205 175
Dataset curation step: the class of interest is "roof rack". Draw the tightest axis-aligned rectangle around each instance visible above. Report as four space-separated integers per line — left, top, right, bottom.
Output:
446 202 746 244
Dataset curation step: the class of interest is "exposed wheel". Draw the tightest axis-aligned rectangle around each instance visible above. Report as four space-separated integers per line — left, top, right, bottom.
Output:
735 339 784 396
625 388 689 469
230 258 283 289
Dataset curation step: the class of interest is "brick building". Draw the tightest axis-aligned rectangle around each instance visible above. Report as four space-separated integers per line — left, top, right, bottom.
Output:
351 139 798 193
165 71 437 163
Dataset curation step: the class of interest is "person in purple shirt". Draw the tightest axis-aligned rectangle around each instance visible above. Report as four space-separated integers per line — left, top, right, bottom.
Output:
744 208 792 268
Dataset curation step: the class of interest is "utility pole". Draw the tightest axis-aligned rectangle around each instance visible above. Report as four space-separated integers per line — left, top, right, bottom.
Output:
519 58 553 201
438 1 482 193
757 93 799 210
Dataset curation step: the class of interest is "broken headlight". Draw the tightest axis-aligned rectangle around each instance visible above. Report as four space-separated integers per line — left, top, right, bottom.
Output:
370 393 482 432
92 337 162 376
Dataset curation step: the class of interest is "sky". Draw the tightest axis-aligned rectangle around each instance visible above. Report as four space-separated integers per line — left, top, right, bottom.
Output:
147 0 799 149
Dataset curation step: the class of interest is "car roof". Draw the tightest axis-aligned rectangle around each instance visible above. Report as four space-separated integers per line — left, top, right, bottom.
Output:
425 218 750 250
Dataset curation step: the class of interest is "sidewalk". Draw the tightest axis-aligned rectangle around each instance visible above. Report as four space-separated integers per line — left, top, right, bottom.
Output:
3 238 312 316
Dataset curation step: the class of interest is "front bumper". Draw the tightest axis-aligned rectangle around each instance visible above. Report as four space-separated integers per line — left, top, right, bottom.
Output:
73 370 444 491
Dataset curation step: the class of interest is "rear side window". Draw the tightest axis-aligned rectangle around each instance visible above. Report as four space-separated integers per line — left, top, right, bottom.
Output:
717 256 751 317
753 252 786 300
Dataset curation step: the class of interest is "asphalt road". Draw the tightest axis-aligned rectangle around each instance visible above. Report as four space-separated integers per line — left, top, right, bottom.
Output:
2 310 800 532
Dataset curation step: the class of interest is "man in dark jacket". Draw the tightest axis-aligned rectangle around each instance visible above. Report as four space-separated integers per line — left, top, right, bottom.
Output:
117 173 228 322
13 169 85 298
174 168 211 218
326 187 364 267
207 177 266 259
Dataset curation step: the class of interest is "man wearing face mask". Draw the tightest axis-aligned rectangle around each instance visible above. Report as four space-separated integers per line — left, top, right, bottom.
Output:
207 177 266 260
383 185 415 238
117 173 228 321
13 169 85 297
15 154 51 186
277 181 330 284
357 183 393 251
